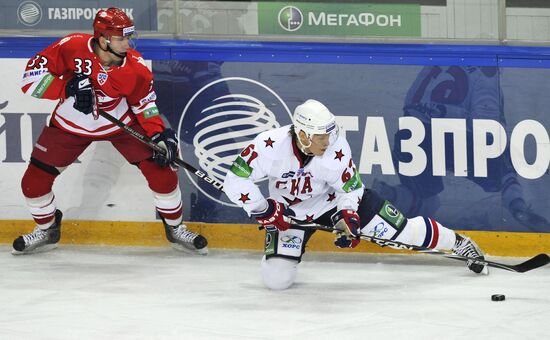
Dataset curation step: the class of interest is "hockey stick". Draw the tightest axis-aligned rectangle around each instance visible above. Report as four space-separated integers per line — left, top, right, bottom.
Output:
98 110 224 191
101 111 549 272
286 219 550 273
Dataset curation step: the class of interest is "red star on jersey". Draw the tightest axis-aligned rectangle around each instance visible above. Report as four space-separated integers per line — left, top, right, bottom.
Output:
327 192 336 202
334 149 345 161
264 137 275 148
239 193 250 203
305 214 314 222
283 196 303 206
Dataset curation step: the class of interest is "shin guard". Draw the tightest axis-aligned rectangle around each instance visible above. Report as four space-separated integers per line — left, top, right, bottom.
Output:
21 163 58 228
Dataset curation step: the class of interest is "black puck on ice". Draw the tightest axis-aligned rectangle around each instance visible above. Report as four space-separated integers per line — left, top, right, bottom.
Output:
491 294 505 301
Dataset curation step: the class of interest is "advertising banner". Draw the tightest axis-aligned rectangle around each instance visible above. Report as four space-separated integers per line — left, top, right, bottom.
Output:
1 40 549 233
258 2 421 36
0 0 157 31
153 61 550 233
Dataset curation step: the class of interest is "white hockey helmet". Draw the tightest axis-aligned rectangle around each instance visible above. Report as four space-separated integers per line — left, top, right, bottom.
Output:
293 99 337 137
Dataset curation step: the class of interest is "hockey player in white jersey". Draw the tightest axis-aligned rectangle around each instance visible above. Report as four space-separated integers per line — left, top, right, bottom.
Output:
224 99 488 290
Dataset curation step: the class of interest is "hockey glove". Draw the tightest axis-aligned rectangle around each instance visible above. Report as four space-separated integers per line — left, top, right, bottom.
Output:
331 209 361 237
151 128 179 167
252 198 291 231
331 209 361 248
334 234 360 248
65 74 94 115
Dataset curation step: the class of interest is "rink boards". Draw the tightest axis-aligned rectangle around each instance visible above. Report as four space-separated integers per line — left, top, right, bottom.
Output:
1 38 550 255
1 219 550 256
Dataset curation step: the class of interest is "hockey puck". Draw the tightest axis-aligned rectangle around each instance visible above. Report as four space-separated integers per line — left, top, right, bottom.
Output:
491 294 505 301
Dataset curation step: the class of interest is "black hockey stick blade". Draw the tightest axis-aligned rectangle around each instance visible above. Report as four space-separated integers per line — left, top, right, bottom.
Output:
287 218 550 273
443 253 550 273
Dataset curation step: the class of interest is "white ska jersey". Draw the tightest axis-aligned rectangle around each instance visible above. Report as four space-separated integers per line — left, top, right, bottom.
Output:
224 125 364 221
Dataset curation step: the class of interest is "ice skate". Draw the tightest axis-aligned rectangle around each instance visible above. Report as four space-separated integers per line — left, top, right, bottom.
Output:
12 210 63 255
164 223 208 255
452 234 489 275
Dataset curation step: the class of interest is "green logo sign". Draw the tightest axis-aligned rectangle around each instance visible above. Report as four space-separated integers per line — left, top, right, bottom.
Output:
278 6 303 31
259 2 420 37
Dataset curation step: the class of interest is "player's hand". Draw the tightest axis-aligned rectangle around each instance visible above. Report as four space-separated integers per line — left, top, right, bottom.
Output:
331 209 361 238
65 74 94 115
151 128 178 167
334 234 360 248
252 199 291 231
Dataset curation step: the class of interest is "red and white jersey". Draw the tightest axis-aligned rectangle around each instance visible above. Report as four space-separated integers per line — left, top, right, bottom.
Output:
224 125 364 221
21 33 164 137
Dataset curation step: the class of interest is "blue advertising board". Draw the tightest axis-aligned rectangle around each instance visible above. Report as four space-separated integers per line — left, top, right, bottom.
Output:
0 38 548 232
150 42 550 233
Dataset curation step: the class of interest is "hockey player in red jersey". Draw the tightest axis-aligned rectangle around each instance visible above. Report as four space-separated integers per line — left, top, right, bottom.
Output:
224 99 488 290
13 7 208 255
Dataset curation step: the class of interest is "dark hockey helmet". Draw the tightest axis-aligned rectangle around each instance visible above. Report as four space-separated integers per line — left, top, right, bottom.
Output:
93 7 135 39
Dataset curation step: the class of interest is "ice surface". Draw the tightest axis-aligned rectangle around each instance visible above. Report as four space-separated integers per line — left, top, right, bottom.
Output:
0 246 549 340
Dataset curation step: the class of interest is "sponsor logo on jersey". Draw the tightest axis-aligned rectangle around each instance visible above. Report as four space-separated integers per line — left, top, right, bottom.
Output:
31 73 55 98
281 171 295 178
385 204 399 218
379 201 405 229
280 235 302 249
23 68 48 79
230 157 253 178
97 72 108 85
142 106 159 119
178 76 292 207
139 91 157 106
342 170 363 192
281 169 313 179
296 168 312 177
281 235 302 244
372 222 388 238
265 231 276 255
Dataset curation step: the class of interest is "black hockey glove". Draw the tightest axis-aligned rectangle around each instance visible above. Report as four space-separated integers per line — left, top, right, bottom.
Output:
151 128 179 167
65 74 94 115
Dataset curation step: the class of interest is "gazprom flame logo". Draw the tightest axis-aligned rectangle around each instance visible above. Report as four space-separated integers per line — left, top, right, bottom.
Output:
178 77 293 206
278 6 303 32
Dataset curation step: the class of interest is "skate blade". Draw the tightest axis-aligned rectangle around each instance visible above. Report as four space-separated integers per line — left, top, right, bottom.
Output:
480 265 489 275
11 243 58 255
170 243 208 256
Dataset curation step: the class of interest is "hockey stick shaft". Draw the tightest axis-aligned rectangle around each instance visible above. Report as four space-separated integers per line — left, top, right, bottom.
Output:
98 110 224 191
288 219 550 273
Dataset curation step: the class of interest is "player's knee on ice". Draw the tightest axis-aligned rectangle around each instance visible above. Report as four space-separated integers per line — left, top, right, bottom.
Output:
261 256 297 290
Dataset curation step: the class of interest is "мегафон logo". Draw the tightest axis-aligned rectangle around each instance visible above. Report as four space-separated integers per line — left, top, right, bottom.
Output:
278 6 303 32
